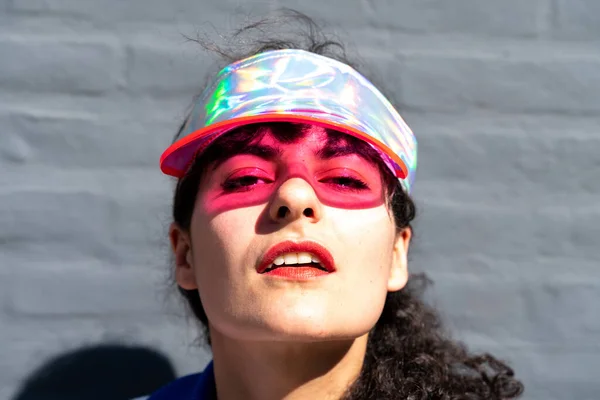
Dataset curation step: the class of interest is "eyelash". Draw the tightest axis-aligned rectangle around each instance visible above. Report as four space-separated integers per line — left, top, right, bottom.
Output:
321 176 369 191
221 176 270 192
221 175 369 192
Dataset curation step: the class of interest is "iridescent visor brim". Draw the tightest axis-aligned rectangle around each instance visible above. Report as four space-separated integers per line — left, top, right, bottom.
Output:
160 113 407 177
159 49 417 192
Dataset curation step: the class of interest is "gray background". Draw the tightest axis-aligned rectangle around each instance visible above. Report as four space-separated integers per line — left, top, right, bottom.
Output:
1 0 599 399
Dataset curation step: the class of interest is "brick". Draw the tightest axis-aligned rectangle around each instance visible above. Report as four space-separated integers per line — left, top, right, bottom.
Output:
0 38 122 94
412 253 600 282
411 127 600 199
554 0 600 39
526 281 600 346
12 0 194 21
7 263 165 316
428 276 600 347
12 0 271 26
413 201 600 260
0 178 172 265
413 203 536 259
125 42 213 96
394 55 600 114
364 0 546 37
0 238 170 273
282 0 545 37
0 111 173 168
0 190 112 242
0 10 96 37
402 110 600 208
0 1 598 396
0 92 192 127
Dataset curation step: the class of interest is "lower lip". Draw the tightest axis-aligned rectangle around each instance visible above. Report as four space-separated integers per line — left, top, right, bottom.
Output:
262 266 330 279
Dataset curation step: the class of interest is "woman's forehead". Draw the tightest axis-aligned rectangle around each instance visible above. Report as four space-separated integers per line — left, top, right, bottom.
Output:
255 124 329 145
198 122 390 177
225 123 379 161
247 123 373 152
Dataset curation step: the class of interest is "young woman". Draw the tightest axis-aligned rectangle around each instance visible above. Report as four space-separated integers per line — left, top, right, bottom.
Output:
148 14 524 400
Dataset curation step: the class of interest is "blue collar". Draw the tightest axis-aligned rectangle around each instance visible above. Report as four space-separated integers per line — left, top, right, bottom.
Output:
148 361 216 400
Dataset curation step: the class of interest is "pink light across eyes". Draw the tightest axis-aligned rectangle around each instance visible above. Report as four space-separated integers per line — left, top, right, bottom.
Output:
200 155 385 216
221 167 275 192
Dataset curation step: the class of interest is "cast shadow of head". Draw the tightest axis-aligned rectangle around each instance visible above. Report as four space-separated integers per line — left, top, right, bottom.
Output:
12 343 176 400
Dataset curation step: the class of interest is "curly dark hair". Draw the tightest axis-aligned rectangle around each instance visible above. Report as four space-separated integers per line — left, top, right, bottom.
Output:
170 9 524 400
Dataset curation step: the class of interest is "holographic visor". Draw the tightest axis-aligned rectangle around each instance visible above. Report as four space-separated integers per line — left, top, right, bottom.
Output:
160 49 417 192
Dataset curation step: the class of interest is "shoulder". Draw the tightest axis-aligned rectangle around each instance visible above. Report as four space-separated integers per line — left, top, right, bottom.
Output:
146 373 203 399
146 361 215 400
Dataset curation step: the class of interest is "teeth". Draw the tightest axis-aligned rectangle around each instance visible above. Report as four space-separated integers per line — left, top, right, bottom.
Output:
297 252 312 264
270 252 323 267
283 253 298 265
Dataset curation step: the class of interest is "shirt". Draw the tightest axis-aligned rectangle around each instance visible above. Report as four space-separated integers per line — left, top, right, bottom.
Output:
146 361 216 400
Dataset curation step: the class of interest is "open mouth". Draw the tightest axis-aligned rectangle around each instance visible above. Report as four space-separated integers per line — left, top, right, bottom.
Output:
262 252 328 273
257 241 336 275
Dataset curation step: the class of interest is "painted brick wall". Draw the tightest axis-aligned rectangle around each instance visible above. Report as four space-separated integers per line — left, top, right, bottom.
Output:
1 1 599 398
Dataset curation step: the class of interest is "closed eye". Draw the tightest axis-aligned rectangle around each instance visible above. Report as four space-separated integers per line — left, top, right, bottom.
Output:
321 176 369 191
222 176 272 192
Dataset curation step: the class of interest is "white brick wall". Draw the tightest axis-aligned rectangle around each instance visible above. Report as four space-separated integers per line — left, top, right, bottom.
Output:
1 1 599 399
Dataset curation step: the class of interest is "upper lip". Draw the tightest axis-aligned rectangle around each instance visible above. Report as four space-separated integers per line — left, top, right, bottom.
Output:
257 240 336 274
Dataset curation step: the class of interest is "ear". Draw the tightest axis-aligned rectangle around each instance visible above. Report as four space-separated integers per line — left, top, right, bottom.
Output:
169 222 198 290
387 227 411 292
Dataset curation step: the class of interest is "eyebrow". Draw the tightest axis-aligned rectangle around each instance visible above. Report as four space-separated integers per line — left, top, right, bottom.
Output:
236 143 282 160
213 142 365 170
210 143 282 170
316 144 362 160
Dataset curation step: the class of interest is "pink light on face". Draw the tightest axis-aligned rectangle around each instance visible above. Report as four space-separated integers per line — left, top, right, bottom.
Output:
198 130 386 217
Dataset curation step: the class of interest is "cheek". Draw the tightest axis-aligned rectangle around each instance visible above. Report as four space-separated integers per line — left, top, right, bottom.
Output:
191 206 259 273
331 206 395 248
340 208 390 230
189 207 265 328
318 208 394 337
330 206 396 281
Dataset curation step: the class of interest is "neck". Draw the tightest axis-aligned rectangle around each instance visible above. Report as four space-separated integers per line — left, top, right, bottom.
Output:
210 329 368 400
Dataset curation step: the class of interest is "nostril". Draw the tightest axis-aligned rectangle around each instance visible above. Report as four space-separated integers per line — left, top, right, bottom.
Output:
277 206 289 219
303 208 314 218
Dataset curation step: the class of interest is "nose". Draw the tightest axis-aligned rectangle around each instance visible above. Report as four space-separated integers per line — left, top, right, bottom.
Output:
268 178 323 223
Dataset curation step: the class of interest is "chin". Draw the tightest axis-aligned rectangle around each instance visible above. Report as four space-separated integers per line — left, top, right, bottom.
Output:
214 312 372 343
257 325 366 342
209 297 382 342
256 310 375 342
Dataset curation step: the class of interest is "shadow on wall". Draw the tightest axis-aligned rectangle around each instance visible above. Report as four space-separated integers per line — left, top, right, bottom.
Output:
12 343 176 400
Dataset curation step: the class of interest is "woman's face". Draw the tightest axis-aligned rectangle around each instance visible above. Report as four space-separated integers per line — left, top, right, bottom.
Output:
171 125 410 341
